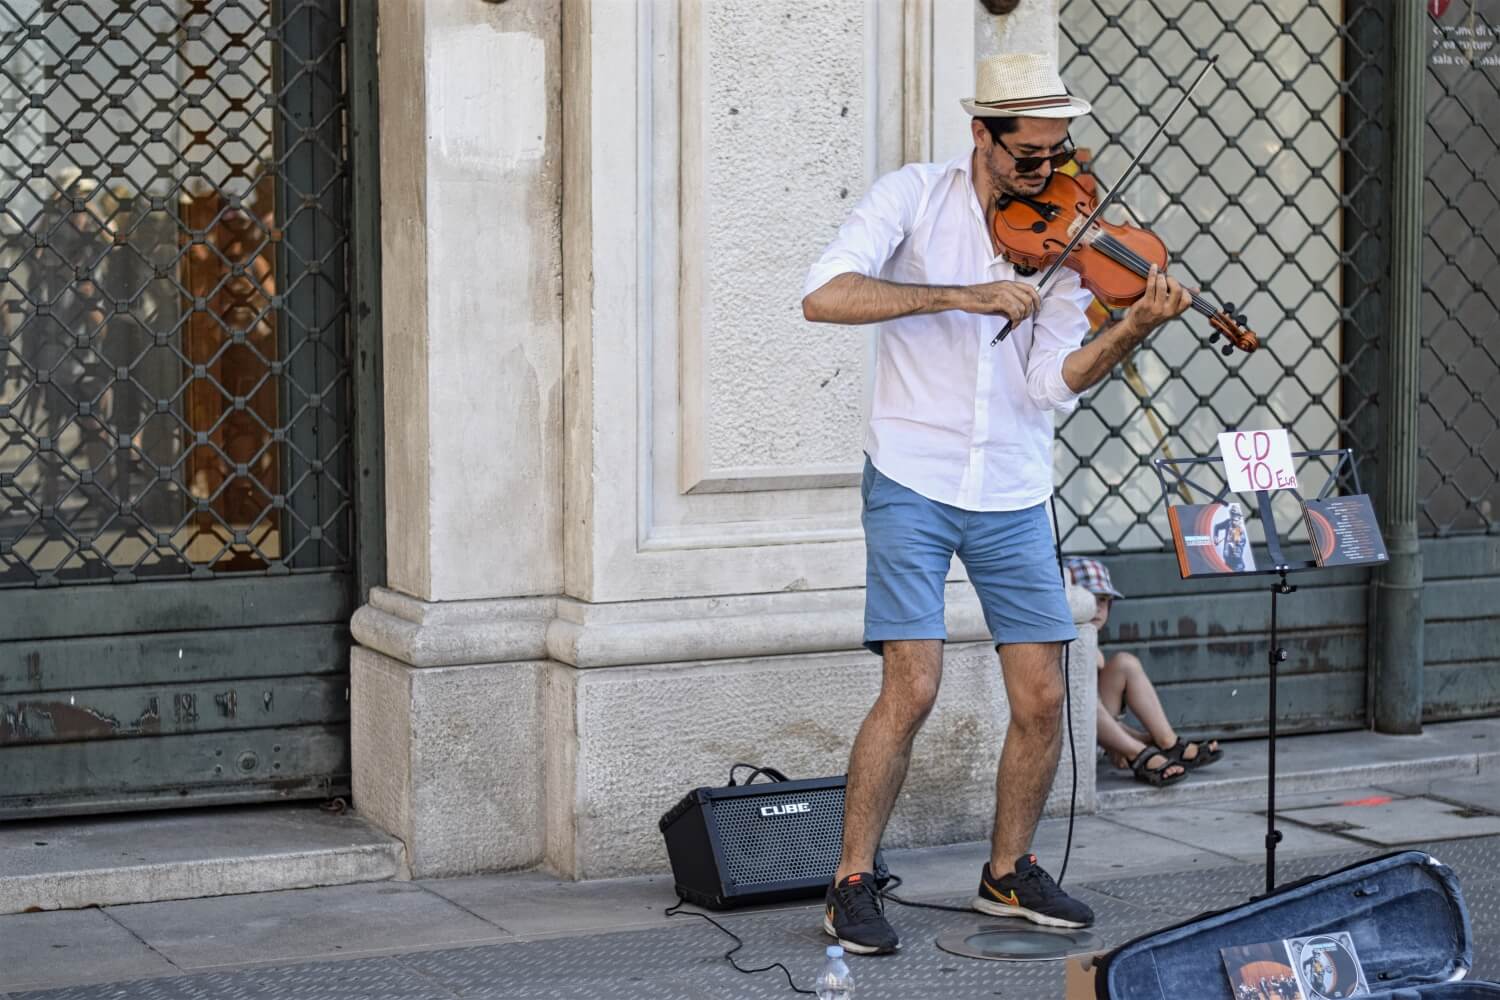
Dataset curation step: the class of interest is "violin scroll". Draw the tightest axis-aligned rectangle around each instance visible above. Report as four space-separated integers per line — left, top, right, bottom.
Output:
1207 300 1258 356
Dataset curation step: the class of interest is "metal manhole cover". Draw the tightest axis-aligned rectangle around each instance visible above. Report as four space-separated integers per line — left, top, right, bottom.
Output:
934 921 1102 962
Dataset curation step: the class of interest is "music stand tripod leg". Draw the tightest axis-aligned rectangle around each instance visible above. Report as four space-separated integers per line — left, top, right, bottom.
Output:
1265 570 1294 893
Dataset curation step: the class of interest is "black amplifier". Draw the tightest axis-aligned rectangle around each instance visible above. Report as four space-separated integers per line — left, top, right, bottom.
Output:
658 768 887 910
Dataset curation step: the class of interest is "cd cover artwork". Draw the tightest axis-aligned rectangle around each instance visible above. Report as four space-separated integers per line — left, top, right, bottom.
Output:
1221 940 1303 1000
1302 495 1388 569
1221 934 1369 1000
1168 501 1259 578
1288 933 1369 999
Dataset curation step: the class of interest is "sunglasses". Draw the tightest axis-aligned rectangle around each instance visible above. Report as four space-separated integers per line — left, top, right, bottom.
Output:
994 135 1075 174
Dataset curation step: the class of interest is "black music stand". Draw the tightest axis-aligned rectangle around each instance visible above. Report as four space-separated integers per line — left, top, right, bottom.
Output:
1151 448 1379 893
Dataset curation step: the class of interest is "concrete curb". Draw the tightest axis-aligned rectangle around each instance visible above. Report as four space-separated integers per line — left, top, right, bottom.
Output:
0 841 405 915
1098 750 1500 812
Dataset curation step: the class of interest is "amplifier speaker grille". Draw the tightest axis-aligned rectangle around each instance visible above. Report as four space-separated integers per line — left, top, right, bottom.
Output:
713 786 846 888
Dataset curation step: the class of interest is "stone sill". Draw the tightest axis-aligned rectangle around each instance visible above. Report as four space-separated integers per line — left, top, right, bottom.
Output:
351 584 1098 669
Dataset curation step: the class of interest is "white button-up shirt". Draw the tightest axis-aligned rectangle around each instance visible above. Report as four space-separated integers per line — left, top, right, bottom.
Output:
804 152 1093 512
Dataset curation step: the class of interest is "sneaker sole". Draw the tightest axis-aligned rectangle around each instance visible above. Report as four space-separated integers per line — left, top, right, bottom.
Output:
821 915 899 955
971 895 1090 929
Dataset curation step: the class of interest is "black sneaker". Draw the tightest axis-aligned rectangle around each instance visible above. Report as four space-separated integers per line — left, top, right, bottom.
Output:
822 872 899 955
972 854 1095 929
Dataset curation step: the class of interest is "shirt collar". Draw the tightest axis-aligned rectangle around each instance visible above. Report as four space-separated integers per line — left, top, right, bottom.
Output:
948 150 995 243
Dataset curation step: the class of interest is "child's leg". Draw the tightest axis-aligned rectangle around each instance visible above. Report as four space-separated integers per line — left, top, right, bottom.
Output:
1096 706 1183 781
1107 651 1221 763
1104 651 1178 749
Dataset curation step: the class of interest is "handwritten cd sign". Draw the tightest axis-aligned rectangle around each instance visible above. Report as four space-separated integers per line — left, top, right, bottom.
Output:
1218 428 1299 493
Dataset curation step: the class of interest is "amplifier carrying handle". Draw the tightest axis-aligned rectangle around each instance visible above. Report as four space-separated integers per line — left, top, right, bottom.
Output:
727 763 790 786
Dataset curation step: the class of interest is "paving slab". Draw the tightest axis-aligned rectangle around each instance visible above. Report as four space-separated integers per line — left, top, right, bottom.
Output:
3 956 457 1000
0 805 404 914
1280 794 1500 846
0 908 176 993
417 813 1247 946
1376 771 1500 815
101 880 510 972
1214 785 1412 813
1098 802 1359 862
1097 718 1500 811
419 869 687 939
881 814 1240 898
7 836 1500 999
394 883 1167 1000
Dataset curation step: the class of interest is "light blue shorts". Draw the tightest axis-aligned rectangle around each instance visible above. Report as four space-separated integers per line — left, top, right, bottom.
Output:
861 458 1077 655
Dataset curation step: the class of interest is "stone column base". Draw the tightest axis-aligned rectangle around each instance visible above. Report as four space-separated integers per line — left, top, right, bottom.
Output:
544 642 1096 878
350 649 546 877
351 586 1098 878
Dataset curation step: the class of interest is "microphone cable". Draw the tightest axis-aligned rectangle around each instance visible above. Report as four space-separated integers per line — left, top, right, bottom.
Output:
1050 492 1078 888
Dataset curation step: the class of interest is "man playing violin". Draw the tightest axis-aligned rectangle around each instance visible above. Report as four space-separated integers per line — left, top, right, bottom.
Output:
802 52 1193 954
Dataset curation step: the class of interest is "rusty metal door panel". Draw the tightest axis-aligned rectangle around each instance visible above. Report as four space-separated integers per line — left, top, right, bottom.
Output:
0 611 352 812
0 624 347 693
0 725 348 820
2 574 354 643
1420 538 1500 721
1 674 347 747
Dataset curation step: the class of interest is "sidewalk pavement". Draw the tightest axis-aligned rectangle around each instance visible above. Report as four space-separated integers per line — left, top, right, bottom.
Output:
1 723 1497 998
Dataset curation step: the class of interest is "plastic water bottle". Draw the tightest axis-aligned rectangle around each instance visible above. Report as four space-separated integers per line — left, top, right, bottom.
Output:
815 944 854 999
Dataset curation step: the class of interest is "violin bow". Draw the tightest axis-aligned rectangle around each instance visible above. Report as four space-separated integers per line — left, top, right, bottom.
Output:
991 54 1219 347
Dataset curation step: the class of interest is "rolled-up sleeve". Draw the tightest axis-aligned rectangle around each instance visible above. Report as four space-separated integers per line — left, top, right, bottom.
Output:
802 165 925 299
1024 269 1095 414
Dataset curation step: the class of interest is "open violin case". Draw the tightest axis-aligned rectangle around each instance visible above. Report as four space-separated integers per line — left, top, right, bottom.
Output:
1090 850 1498 999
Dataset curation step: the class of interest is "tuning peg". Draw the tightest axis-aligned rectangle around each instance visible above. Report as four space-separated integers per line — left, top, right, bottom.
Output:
1208 330 1220 344
1237 314 1249 327
1220 344 1234 357
1222 301 1235 314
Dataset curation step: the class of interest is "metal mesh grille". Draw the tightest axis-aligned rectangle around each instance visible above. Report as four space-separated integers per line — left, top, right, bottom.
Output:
1420 6 1500 536
714 787 846 889
0 0 351 587
1053 0 1369 553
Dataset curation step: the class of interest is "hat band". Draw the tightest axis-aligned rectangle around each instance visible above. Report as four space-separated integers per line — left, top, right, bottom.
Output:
974 94 1075 112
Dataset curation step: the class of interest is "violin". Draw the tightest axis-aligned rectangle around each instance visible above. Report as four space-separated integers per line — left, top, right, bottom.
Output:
990 171 1258 355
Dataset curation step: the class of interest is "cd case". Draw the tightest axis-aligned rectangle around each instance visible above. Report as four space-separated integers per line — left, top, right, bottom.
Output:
1166 500 1259 578
1301 494 1388 568
1221 931 1369 999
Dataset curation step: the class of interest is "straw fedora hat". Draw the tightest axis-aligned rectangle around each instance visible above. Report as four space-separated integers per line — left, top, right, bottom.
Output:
961 52 1091 119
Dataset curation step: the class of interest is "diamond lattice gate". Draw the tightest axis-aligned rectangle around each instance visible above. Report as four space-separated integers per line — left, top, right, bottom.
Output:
1417 4 1500 719
1050 0 1500 736
0 1 377 816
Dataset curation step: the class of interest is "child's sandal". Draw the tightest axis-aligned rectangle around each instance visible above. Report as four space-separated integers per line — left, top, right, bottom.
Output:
1165 737 1223 770
1128 746 1188 787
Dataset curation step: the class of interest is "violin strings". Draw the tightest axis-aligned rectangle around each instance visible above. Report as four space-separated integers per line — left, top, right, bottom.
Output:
1089 233 1215 316
1088 231 1218 318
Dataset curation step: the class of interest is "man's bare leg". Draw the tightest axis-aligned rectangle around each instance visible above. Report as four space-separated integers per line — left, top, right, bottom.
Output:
835 638 943 881
989 641 1065 876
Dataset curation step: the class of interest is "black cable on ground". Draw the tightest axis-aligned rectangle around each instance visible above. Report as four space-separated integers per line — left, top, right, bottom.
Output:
664 896 815 995
878 873 975 914
1050 493 1078 889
